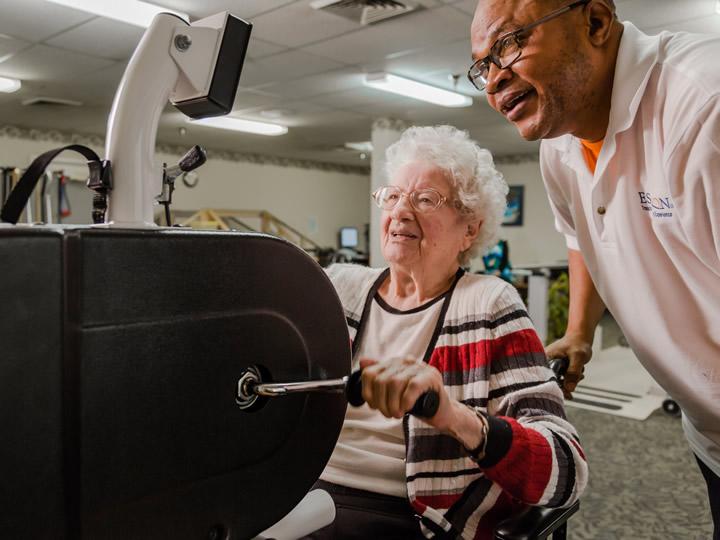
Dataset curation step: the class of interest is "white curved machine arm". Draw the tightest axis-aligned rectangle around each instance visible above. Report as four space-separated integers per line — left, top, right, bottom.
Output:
104 11 250 227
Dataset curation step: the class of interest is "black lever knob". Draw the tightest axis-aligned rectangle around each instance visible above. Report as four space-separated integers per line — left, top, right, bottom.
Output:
178 145 207 173
346 369 440 419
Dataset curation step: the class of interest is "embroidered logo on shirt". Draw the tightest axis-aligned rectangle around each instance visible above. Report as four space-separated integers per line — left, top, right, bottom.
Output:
638 192 674 218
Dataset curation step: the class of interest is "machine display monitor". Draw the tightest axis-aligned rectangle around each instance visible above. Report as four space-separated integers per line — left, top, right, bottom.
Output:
339 227 358 249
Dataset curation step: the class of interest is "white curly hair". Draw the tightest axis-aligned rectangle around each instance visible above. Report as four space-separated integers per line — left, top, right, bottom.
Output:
384 125 508 265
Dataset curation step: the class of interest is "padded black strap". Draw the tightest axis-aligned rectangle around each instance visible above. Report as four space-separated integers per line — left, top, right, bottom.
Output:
0 144 101 224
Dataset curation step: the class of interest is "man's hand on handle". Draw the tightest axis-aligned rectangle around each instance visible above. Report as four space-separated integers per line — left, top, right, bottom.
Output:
545 333 593 399
550 249 606 399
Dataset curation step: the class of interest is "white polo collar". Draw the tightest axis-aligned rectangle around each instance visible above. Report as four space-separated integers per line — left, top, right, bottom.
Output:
606 22 660 139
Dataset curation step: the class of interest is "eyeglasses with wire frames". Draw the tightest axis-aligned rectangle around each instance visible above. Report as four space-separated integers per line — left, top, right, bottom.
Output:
372 186 458 214
467 0 591 92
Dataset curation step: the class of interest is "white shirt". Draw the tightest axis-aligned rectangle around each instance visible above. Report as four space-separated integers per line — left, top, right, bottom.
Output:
320 292 445 497
540 23 720 476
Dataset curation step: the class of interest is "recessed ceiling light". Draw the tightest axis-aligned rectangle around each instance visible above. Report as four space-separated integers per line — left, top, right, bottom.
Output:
187 116 288 136
44 0 189 28
364 73 472 108
0 76 21 93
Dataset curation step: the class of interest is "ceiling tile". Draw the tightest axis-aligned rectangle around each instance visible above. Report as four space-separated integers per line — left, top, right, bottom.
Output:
402 100 492 125
0 0 94 42
246 38 288 59
0 101 108 135
31 61 128 106
239 49 346 89
452 0 479 17
232 89 285 112
153 0 297 21
306 86 405 109
239 100 335 127
420 69 479 96
46 18 145 61
0 44 115 82
302 6 472 65
0 34 30 64
250 1 362 48
256 68 365 100
286 108 368 126
377 38 473 81
334 90 485 125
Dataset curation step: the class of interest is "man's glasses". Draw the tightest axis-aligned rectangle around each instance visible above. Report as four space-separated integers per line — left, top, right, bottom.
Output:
467 0 591 91
372 186 453 213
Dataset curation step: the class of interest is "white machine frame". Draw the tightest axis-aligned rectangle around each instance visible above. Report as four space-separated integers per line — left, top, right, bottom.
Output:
104 11 247 227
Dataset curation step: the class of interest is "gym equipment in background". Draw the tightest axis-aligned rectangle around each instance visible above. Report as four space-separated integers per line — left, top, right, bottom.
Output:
176 208 326 255
330 225 368 265
482 238 513 282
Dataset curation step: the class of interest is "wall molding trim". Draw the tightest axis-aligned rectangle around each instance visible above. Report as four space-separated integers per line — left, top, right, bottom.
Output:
0 124 535 171
0 125 370 175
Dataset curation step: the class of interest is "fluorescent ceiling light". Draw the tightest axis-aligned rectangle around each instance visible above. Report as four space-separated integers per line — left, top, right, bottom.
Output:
364 73 472 108
716 0 720 14
345 141 373 153
0 76 21 93
44 0 189 28
188 116 288 136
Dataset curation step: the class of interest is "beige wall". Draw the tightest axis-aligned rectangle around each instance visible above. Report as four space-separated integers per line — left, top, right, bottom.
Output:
168 154 370 250
0 134 370 251
494 160 567 267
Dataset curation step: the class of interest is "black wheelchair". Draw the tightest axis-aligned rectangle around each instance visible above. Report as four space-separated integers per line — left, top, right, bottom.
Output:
492 356 580 540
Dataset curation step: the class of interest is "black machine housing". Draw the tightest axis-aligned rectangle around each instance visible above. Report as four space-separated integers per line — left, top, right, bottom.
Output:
0 226 349 540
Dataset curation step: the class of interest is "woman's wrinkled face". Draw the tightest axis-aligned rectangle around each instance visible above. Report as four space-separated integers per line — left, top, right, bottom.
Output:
381 162 476 271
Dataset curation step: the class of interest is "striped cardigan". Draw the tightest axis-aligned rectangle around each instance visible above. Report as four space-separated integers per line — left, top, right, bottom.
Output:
327 264 588 539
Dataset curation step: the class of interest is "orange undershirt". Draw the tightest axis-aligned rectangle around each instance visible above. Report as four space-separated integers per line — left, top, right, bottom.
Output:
580 139 604 174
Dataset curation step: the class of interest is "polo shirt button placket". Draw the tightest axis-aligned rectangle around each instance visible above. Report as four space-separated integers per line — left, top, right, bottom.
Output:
593 203 607 240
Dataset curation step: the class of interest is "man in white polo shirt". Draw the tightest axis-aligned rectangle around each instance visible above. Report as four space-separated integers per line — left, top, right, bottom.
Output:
469 0 719 535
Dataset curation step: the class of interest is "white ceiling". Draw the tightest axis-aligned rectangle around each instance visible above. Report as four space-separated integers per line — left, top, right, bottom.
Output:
0 0 718 167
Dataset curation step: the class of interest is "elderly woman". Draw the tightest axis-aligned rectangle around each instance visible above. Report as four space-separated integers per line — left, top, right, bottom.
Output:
310 125 587 539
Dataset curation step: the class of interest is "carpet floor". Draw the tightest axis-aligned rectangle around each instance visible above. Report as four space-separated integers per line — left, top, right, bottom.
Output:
564 406 713 539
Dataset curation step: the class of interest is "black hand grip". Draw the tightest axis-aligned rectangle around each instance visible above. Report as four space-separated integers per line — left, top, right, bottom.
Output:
346 370 366 407
548 356 570 386
408 391 440 418
346 369 440 418
178 145 207 172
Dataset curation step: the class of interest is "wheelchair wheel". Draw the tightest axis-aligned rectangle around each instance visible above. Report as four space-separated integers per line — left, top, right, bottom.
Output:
662 398 681 417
